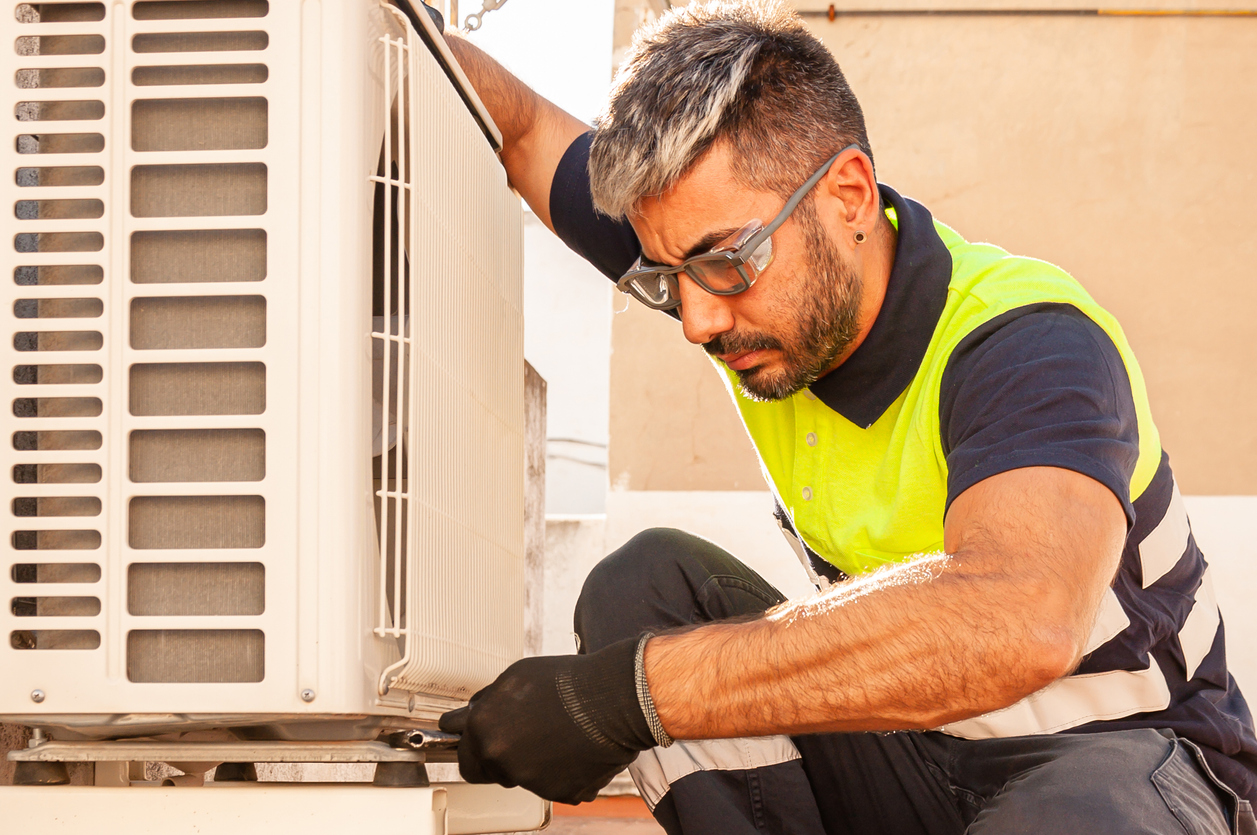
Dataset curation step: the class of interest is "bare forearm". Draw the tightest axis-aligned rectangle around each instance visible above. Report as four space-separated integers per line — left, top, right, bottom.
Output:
443 33 587 228
645 553 1073 737
643 468 1126 740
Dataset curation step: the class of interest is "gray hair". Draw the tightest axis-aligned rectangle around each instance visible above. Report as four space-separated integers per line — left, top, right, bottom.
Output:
589 0 873 220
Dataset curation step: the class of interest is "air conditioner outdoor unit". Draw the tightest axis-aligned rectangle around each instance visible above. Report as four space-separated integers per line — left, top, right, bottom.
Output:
1 1 543 829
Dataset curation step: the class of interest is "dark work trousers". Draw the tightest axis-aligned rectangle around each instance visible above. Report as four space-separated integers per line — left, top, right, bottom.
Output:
574 528 1257 835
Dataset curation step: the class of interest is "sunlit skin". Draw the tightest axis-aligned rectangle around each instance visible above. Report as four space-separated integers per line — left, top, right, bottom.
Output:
628 143 894 387
444 31 1129 743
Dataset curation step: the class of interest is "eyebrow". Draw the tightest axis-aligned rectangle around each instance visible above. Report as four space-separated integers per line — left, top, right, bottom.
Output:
682 228 741 260
638 227 742 269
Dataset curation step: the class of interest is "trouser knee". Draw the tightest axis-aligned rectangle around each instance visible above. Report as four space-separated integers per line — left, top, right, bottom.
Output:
573 527 784 654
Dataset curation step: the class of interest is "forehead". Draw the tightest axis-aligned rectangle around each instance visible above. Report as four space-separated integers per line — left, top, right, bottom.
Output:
629 145 781 264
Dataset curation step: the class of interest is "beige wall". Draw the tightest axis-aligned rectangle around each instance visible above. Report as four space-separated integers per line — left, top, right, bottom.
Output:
609 11 1257 495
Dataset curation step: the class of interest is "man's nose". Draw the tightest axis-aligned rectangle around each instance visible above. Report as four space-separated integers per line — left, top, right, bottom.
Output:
678 274 735 345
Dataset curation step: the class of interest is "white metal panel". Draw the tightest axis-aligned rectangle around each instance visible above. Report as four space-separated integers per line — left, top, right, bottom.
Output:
2 0 525 730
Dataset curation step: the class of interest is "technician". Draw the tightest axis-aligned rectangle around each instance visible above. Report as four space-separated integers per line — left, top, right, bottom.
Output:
437 3 1257 833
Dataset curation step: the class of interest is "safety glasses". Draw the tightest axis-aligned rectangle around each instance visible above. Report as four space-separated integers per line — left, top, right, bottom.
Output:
616 144 858 311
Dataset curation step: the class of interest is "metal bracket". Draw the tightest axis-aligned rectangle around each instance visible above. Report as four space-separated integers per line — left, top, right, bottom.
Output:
7 740 445 764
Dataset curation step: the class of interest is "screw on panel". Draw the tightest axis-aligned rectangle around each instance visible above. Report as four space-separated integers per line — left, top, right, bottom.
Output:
300 689 316 702
30 689 45 703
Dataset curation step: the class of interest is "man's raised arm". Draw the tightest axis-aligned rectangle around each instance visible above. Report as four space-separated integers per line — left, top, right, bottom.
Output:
443 33 589 230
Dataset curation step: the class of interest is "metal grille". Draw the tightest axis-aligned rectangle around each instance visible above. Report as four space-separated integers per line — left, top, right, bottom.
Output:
7 0 111 656
370 10 414 694
3 0 288 702
370 4 525 700
122 0 272 684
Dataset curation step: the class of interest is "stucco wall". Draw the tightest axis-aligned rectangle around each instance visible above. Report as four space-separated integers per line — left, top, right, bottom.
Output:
608 10 1257 497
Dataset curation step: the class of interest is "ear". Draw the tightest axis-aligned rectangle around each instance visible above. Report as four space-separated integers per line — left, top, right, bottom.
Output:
819 147 879 237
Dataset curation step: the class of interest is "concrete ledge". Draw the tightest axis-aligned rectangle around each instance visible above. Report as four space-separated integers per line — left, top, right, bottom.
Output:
0 782 547 835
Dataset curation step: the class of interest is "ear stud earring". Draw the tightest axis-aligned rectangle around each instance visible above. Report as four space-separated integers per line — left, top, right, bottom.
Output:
854 230 867 244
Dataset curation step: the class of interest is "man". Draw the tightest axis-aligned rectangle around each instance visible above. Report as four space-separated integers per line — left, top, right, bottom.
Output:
436 2 1257 833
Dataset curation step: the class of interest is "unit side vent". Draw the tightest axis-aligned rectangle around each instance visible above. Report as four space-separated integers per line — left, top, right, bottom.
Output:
371 6 525 701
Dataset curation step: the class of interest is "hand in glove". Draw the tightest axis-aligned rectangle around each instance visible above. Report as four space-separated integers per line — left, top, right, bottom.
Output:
439 635 670 804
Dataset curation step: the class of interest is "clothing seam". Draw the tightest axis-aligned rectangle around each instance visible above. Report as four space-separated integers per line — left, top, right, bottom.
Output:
935 302 1084 457
700 574 785 610
745 762 767 832
1075 312 1145 503
1152 740 1201 835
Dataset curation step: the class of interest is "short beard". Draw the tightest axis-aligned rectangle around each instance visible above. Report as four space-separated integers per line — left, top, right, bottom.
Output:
705 199 864 402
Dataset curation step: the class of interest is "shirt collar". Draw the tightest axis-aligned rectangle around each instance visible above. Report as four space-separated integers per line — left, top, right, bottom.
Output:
806 184 953 428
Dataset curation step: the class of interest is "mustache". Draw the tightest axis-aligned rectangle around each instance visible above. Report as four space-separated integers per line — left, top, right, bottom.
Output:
704 330 784 359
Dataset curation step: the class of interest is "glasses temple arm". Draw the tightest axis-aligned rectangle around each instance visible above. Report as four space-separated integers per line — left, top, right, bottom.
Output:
737 143 861 255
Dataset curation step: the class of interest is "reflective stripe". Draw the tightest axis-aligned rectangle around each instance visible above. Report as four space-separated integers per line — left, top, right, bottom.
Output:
629 736 801 810
941 655 1172 739
1084 587 1130 655
1179 568 1221 680
1140 480 1190 588
771 489 830 591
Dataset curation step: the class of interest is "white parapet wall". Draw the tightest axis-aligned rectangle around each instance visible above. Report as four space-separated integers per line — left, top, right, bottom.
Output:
543 515 611 656
604 491 817 600
1 783 546 835
543 494 816 656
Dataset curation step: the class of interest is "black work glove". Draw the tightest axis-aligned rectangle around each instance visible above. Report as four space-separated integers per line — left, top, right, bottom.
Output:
439 636 662 804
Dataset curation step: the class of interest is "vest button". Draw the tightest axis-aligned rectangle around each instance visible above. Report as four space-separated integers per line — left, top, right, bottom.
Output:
806 432 817 447
801 487 813 501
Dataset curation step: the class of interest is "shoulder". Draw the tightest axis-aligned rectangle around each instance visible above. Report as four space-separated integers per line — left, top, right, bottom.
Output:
939 302 1133 447
937 303 1141 520
549 132 641 282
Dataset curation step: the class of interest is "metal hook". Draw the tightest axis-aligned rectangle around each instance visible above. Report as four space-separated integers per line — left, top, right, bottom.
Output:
462 0 509 31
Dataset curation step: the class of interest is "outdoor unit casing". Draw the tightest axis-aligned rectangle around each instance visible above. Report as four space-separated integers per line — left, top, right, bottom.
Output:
0 0 526 739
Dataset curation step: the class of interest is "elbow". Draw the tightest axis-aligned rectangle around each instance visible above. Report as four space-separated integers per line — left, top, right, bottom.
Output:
1026 630 1084 690
912 630 1085 730
996 581 1096 701
958 625 1087 724
1001 624 1087 706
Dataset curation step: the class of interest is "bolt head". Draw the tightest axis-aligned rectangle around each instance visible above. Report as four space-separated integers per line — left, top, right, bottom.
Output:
300 689 316 703
30 689 45 704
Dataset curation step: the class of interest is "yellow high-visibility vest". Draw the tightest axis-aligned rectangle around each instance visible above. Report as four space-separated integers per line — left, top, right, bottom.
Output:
721 208 1161 577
